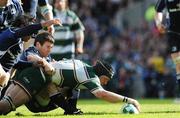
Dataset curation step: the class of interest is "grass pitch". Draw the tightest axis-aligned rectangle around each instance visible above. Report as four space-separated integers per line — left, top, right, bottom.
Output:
1 99 180 118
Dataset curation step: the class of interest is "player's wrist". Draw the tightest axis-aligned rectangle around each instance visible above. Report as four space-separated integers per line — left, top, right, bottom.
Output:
122 96 129 103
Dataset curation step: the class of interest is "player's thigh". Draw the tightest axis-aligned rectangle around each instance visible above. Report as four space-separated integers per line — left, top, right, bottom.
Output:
5 83 30 107
167 33 180 54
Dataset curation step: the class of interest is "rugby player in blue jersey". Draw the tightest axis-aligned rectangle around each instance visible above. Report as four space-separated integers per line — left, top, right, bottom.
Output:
0 17 61 91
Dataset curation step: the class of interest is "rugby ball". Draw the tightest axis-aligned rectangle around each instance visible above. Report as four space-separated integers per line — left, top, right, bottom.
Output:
121 103 139 114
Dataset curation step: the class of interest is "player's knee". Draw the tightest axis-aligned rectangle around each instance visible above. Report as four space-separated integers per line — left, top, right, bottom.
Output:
0 96 16 115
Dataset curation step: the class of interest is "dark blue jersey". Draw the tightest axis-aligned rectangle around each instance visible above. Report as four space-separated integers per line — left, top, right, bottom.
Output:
0 42 22 72
0 28 22 72
13 46 52 69
0 23 42 52
19 46 52 62
0 28 21 51
155 0 180 32
0 0 24 30
0 23 42 72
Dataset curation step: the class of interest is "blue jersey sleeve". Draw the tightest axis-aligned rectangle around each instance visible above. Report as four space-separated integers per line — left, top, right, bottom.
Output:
0 23 42 51
0 28 19 51
14 47 39 69
155 0 165 12
19 47 39 61
14 23 42 40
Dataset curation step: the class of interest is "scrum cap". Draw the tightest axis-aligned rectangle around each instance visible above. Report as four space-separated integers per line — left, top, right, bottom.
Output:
93 60 114 79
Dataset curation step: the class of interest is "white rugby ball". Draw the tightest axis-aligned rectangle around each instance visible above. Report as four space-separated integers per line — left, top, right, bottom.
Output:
121 103 139 114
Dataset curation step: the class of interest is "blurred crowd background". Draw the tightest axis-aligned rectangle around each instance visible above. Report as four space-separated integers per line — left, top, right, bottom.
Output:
42 0 177 99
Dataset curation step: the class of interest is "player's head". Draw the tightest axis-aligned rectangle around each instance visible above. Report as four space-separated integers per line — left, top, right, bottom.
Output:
11 15 35 42
93 60 114 80
53 0 69 11
34 32 55 46
11 15 33 28
34 32 55 57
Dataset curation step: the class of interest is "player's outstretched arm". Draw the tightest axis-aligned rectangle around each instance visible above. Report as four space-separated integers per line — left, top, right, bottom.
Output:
93 89 141 112
41 18 62 28
14 18 61 40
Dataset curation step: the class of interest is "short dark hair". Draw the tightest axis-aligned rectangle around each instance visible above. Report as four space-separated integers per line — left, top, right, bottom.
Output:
34 32 55 46
11 15 34 28
93 60 114 79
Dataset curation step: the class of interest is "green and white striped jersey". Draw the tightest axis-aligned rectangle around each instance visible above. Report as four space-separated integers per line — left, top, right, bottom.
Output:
52 9 85 60
51 59 104 93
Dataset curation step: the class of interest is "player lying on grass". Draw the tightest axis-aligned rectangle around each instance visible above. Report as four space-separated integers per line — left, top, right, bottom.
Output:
0 58 141 115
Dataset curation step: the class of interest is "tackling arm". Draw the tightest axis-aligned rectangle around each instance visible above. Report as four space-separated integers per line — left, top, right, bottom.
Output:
27 55 55 75
15 19 61 40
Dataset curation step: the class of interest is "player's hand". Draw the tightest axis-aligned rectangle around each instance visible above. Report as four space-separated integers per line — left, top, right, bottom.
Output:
76 47 83 54
127 98 141 112
41 18 62 28
156 24 166 34
27 55 44 67
48 25 55 35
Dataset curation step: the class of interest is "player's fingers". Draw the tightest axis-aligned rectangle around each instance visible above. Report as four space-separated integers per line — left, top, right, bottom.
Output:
53 18 62 26
48 26 55 35
135 102 141 112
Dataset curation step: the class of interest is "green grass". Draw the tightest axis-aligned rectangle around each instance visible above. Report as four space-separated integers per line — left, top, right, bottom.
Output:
2 99 180 118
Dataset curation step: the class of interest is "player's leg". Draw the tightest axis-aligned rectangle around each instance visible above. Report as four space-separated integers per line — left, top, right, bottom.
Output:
46 83 81 115
171 52 180 96
0 82 30 115
64 89 83 115
47 83 73 113
25 97 58 113
168 33 180 99
0 66 50 114
26 84 58 113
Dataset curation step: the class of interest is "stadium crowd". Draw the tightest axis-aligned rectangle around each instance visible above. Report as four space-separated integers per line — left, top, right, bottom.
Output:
1 0 179 115
48 0 176 99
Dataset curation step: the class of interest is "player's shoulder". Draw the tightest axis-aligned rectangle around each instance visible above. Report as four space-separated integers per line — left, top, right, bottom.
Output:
12 0 20 3
25 46 38 54
66 10 78 20
12 0 22 6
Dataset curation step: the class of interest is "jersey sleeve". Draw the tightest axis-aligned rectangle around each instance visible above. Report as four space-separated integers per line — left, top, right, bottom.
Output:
19 47 38 61
0 28 18 51
155 0 165 12
15 47 39 69
0 28 16 42
14 24 42 39
81 78 103 93
72 17 85 32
